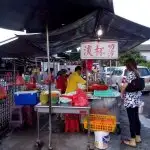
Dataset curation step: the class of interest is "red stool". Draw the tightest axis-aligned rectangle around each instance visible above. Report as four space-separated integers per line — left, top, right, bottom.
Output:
65 114 79 132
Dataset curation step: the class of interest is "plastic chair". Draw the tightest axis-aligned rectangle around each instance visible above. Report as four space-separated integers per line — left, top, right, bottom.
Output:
10 106 23 127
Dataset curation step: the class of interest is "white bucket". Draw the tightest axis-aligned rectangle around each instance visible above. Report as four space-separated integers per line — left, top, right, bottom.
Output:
139 102 144 114
94 131 110 149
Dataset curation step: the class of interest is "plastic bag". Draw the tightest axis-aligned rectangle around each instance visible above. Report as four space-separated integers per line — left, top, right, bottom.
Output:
72 89 89 106
59 97 72 103
16 75 25 85
5 72 12 77
0 86 7 99
26 77 36 90
83 60 93 71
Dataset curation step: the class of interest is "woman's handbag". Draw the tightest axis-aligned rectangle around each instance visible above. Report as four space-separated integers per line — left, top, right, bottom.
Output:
125 70 145 92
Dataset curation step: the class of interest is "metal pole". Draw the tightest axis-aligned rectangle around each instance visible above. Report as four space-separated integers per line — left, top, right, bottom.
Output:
86 60 88 92
46 24 52 150
116 60 118 67
110 60 112 68
37 111 40 142
87 109 91 149
109 60 112 87
13 60 16 93
35 58 38 67
24 59 26 73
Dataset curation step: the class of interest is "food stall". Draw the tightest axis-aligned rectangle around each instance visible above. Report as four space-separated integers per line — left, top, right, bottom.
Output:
1 40 120 150
32 40 121 150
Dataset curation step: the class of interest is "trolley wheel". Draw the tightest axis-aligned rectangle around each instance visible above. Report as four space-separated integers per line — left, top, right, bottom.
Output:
34 140 44 149
48 146 53 150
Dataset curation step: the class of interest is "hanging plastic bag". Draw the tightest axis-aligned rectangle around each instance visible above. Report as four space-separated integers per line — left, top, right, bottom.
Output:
83 60 93 71
5 72 12 78
26 77 36 90
0 86 7 100
16 75 25 85
86 60 93 71
72 89 89 106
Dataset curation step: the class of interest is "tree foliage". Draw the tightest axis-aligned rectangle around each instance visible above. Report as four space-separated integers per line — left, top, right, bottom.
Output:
119 49 150 68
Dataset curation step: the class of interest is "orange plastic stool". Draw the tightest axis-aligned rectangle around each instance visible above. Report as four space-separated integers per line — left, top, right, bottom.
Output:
65 114 79 132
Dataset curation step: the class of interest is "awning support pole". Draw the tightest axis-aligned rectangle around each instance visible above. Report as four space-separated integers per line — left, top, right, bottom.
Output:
13 59 16 93
46 24 53 150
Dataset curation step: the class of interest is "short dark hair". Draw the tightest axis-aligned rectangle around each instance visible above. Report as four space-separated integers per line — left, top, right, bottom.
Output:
75 66 82 72
125 58 137 71
50 68 54 72
61 69 67 74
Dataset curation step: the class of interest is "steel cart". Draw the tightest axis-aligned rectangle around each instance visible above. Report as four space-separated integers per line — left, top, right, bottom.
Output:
34 103 91 150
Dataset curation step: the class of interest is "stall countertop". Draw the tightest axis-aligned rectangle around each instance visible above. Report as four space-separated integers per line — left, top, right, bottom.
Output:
35 103 91 109
35 103 91 114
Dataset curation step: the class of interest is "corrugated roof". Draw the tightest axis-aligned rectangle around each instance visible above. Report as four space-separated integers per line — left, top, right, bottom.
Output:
136 44 150 51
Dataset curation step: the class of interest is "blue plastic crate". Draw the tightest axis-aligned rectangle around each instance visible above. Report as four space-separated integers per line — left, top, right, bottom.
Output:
14 91 39 105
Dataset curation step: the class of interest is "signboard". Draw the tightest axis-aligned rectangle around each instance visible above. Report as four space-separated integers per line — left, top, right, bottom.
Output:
80 41 118 59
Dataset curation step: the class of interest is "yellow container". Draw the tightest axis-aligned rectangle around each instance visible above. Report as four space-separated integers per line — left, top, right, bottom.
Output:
84 114 116 132
40 91 60 105
40 92 48 105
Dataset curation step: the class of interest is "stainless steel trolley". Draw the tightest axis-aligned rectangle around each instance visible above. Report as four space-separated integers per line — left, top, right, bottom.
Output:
34 103 91 150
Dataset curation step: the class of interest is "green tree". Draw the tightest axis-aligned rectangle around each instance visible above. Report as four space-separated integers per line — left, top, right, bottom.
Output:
119 49 148 66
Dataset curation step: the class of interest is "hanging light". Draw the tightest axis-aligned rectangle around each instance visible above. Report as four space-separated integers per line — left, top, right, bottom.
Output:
76 47 81 52
97 26 103 37
23 29 26 33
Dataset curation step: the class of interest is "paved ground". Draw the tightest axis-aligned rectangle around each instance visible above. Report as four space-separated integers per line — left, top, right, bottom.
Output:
1 94 150 150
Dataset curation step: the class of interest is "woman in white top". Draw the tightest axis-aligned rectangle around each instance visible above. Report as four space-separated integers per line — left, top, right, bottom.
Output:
121 58 142 147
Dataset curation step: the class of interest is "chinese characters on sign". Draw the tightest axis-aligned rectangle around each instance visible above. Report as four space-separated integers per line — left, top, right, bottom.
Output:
80 41 118 59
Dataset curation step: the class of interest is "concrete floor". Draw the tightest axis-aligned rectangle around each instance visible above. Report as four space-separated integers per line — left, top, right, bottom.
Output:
0 130 120 150
1 95 150 150
1 127 150 150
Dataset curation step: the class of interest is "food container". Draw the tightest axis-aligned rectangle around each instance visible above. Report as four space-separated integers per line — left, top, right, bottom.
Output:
14 91 39 105
40 92 49 105
40 90 60 104
51 91 60 104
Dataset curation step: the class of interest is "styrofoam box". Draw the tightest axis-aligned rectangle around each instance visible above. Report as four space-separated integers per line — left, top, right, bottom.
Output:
14 91 39 105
